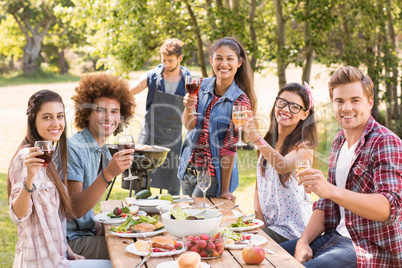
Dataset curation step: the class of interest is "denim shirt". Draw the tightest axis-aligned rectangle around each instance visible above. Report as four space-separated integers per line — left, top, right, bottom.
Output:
64 128 112 240
178 77 243 196
145 64 191 112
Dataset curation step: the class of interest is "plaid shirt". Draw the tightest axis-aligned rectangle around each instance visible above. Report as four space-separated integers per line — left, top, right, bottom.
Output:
314 116 402 267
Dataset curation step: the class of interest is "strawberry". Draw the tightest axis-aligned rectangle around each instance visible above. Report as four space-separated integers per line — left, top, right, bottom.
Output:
246 235 251 240
199 250 208 257
211 250 220 257
197 240 207 249
216 242 224 254
191 245 199 253
199 233 209 240
174 243 183 250
206 241 215 251
152 248 161 252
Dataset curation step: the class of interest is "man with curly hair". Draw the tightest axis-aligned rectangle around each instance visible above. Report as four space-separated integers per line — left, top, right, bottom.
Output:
59 73 136 259
129 38 191 195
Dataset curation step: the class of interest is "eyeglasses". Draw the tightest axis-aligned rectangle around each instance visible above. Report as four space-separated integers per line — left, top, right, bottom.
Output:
275 97 306 114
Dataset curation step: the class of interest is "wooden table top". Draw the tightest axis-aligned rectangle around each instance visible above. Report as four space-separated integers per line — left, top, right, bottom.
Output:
100 197 303 268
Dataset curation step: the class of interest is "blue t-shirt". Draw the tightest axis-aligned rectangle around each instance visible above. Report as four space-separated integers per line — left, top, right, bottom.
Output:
64 128 112 240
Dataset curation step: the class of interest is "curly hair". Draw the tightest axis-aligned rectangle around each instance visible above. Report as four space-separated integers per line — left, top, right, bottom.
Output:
72 73 136 135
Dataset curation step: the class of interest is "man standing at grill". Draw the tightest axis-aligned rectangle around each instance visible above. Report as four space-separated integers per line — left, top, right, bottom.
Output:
129 38 191 195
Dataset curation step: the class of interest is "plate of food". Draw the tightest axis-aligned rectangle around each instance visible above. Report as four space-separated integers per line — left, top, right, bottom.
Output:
156 252 210 268
126 236 186 257
109 214 166 238
126 199 172 213
94 206 146 224
223 230 267 249
224 217 264 232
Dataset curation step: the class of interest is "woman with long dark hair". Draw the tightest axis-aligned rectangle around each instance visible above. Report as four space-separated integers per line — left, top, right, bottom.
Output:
243 83 318 243
7 90 111 267
178 37 257 202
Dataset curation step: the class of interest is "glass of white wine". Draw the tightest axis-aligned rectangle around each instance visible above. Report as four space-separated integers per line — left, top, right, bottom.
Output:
295 159 312 205
197 168 211 209
232 105 248 146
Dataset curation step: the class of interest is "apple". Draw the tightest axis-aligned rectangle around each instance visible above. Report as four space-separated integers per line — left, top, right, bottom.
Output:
242 245 265 265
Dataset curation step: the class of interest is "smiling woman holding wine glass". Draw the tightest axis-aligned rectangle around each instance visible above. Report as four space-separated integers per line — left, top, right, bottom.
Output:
242 82 318 244
7 90 112 267
179 37 257 202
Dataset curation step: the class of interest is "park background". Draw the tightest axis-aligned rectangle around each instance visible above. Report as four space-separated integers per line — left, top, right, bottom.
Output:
0 0 401 267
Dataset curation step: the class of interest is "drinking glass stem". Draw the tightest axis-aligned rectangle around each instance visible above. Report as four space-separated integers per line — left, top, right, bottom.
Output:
238 128 243 143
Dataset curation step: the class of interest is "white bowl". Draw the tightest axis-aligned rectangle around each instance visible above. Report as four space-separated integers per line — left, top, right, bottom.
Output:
161 209 223 238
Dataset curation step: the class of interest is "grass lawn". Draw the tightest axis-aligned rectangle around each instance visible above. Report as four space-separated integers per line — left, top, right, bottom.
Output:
0 71 81 87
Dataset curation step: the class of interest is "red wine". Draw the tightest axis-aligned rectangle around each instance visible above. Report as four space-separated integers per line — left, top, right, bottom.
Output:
186 83 200 95
35 150 54 167
118 144 135 154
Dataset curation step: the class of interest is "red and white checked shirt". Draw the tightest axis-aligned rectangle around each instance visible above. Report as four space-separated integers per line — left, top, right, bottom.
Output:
9 148 73 268
313 116 402 267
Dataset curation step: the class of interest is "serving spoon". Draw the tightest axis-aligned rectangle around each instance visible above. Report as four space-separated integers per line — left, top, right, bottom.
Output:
219 205 240 216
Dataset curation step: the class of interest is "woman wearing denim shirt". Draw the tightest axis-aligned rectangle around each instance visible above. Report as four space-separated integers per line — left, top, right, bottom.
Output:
178 37 257 202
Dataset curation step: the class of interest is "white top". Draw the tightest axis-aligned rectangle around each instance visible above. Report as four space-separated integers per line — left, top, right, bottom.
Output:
256 155 312 240
335 141 358 238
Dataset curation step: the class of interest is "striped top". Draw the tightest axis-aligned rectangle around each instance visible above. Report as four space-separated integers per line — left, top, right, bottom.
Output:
191 93 251 176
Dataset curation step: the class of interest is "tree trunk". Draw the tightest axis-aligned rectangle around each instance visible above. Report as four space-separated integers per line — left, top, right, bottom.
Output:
273 0 287 88
185 2 207 77
385 0 399 123
216 0 223 9
301 0 313 84
224 0 230 9
58 49 69 74
22 35 43 73
248 0 257 72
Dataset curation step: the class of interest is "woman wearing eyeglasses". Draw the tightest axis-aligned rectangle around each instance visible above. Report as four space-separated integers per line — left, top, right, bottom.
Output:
242 82 318 244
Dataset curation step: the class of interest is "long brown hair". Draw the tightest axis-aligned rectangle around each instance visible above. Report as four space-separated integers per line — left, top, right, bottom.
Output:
7 90 74 219
210 37 258 114
261 83 318 186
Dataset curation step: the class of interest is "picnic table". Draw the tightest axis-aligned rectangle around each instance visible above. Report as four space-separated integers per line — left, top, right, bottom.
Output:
101 197 303 268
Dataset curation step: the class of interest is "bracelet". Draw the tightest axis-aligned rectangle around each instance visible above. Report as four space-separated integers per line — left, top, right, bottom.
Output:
101 170 113 188
252 135 264 144
23 178 37 193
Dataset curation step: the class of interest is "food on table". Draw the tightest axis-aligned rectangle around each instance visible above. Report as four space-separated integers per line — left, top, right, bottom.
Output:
107 206 130 218
173 202 192 210
158 193 173 202
129 205 139 215
151 236 175 250
178 251 201 268
222 217 257 228
170 209 205 220
135 189 152 199
184 233 225 258
136 145 153 150
109 215 164 233
221 229 251 245
242 245 265 265
133 236 183 253
135 240 151 252
135 223 156 233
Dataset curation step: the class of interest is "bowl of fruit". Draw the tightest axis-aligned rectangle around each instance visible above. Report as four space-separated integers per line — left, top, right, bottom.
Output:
183 233 225 259
161 209 222 238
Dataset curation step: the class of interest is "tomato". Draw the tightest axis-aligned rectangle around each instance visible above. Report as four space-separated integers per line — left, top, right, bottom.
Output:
246 235 251 240
122 213 126 217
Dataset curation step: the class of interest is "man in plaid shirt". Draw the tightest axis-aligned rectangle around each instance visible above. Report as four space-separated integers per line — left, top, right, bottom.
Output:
280 66 402 267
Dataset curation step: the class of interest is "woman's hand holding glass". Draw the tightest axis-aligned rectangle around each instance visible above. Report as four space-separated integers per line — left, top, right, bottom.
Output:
241 110 262 143
24 147 47 180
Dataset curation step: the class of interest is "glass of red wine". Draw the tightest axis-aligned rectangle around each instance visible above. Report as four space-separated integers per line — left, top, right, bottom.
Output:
185 75 201 115
34 140 53 180
117 134 137 181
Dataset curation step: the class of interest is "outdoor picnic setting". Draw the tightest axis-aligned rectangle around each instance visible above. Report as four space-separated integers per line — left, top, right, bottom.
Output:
1 1 402 268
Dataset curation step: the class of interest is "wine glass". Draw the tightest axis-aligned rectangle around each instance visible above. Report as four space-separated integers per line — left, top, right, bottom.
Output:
197 168 211 208
232 105 248 146
295 159 312 205
34 140 53 180
117 134 137 181
185 75 201 115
